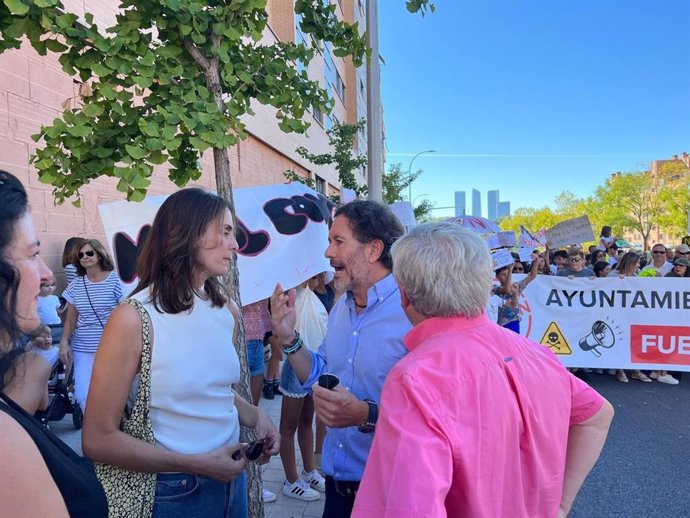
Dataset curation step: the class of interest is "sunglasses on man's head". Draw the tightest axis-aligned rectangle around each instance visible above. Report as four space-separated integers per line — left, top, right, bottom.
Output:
78 250 96 259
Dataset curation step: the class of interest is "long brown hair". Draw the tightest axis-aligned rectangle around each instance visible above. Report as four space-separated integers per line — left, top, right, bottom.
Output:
132 188 229 314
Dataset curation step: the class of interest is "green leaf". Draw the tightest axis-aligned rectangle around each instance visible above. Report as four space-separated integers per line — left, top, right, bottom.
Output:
44 39 67 53
83 103 104 117
5 0 30 16
125 144 147 160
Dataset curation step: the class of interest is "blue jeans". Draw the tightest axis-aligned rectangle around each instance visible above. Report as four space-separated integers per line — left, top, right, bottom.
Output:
322 476 357 518
229 471 247 518
246 339 265 377
152 472 242 518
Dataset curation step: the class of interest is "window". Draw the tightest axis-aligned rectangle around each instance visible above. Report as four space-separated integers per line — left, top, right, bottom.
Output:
334 69 345 102
315 175 326 195
313 105 324 125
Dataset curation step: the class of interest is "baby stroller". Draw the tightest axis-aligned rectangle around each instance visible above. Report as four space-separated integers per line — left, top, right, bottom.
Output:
35 360 83 430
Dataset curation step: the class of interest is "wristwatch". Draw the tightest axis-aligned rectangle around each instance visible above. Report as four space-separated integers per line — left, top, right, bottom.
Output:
358 400 378 433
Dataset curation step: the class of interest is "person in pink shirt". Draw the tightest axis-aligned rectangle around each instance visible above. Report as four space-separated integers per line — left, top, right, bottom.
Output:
352 223 614 518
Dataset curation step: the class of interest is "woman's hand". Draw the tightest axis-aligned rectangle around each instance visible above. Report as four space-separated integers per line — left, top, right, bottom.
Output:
191 444 247 482
58 341 72 365
254 407 280 464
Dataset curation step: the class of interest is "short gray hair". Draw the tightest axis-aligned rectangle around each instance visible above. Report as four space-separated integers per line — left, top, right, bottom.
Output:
391 223 494 318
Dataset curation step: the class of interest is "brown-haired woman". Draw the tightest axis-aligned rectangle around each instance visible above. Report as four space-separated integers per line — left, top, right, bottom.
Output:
0 170 107 518
83 187 279 518
58 238 123 413
61 236 85 285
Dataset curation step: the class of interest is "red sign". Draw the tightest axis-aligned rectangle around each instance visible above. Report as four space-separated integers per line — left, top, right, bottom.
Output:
630 325 690 365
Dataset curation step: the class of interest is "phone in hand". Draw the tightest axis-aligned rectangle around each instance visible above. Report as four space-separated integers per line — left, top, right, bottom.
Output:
231 438 267 462
318 373 339 390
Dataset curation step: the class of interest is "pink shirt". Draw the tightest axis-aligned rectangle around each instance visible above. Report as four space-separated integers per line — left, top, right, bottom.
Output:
242 299 271 340
352 314 604 518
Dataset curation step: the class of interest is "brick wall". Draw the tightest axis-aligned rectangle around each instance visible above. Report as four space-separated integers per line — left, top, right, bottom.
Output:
0 1 364 286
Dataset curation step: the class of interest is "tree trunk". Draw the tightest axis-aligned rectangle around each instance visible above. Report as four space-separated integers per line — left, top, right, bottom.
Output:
185 33 265 517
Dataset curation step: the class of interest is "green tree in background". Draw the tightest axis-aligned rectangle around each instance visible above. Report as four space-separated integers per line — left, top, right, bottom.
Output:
656 161 690 239
382 163 433 221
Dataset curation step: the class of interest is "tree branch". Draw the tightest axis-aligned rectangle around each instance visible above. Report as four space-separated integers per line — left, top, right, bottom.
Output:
183 37 211 71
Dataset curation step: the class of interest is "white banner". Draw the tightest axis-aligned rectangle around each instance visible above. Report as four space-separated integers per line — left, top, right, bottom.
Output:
513 275 690 371
545 215 594 248
99 183 334 304
497 231 516 248
491 249 514 270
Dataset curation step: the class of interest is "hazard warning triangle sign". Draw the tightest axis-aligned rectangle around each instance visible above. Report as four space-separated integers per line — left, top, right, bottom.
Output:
539 322 572 355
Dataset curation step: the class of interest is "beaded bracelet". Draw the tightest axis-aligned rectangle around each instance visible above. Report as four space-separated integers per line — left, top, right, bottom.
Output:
283 332 303 355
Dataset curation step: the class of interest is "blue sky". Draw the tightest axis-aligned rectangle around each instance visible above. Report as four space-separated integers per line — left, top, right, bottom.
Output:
379 0 690 218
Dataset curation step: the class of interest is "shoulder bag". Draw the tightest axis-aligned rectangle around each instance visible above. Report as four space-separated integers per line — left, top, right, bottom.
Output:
94 298 156 518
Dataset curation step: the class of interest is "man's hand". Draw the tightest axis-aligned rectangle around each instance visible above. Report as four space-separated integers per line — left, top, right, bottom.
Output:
270 283 297 345
312 385 369 428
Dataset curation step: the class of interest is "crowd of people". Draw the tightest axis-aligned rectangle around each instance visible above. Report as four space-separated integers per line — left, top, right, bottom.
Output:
5 168 688 517
497 226 688 385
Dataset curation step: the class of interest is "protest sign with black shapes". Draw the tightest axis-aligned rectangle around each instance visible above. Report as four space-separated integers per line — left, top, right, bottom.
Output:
99 183 334 304
545 216 595 249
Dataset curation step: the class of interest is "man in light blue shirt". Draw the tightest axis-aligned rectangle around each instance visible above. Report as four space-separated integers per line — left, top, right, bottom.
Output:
271 200 410 518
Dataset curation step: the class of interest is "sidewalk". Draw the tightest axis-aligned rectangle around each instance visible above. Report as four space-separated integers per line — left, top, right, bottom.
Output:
52 392 324 518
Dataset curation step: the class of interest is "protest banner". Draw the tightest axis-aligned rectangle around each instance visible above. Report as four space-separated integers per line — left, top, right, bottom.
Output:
512 275 690 371
545 215 594 248
99 183 333 304
519 225 546 248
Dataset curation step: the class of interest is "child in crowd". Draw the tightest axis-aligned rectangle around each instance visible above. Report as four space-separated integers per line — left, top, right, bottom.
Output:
37 275 63 344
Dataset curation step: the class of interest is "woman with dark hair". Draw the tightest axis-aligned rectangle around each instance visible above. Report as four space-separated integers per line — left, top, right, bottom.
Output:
599 225 613 251
59 238 123 413
83 188 279 518
61 236 85 285
665 257 690 278
589 249 606 267
592 261 611 278
0 170 107 517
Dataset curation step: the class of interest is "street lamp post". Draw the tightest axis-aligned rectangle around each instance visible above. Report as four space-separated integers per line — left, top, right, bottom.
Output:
407 149 436 203
412 194 429 206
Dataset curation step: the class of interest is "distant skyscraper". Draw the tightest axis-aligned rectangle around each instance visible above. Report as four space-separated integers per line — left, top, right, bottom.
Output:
471 189 481 217
487 190 499 221
498 201 511 219
454 191 466 217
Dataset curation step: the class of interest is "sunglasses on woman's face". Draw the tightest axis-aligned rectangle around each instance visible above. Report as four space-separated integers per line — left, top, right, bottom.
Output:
78 250 96 259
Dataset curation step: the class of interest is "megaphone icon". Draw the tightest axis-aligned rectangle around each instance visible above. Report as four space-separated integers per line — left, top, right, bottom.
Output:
579 321 616 357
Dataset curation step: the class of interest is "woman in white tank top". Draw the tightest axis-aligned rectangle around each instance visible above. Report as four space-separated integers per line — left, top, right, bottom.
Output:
83 188 280 518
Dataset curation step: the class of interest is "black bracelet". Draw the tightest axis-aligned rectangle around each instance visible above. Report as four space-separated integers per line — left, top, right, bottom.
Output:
283 332 303 355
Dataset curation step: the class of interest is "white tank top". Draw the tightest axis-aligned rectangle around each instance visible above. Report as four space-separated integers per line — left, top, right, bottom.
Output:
131 288 240 454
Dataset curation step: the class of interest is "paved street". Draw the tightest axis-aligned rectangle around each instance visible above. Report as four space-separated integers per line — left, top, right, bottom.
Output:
53 372 690 518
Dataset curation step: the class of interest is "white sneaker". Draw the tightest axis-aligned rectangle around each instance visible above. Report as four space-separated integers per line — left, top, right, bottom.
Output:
262 489 276 503
657 374 679 385
302 469 326 493
649 371 660 380
282 479 320 501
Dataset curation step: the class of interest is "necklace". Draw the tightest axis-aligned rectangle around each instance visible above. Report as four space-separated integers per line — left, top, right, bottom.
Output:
354 299 368 309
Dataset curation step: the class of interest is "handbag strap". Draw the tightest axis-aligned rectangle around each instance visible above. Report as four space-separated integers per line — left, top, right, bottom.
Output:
83 276 106 329
122 298 154 440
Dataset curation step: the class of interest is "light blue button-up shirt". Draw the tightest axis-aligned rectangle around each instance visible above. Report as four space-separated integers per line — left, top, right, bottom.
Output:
301 273 411 482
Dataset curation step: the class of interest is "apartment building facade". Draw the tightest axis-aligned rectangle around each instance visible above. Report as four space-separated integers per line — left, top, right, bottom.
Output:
0 0 369 282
